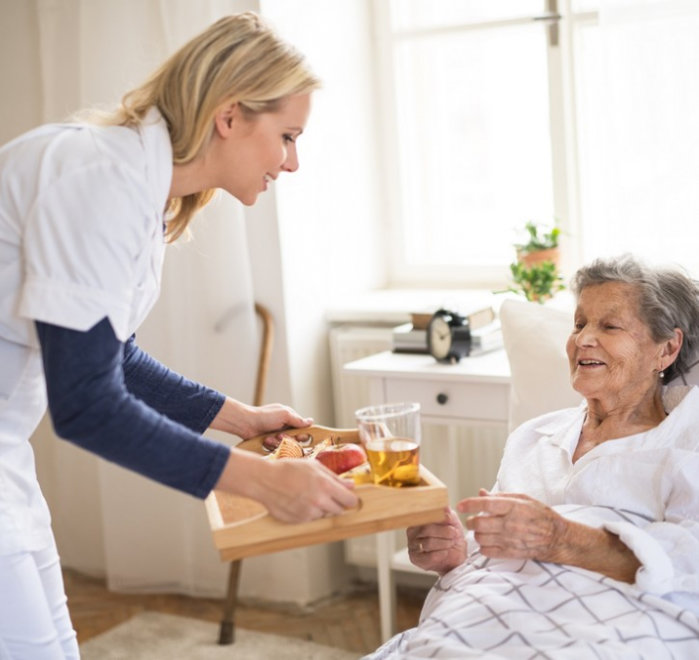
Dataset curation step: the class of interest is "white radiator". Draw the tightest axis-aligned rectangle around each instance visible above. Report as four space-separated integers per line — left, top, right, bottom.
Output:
329 325 394 427
328 325 508 569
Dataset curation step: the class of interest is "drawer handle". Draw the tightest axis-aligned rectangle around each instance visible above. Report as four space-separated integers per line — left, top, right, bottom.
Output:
436 393 449 405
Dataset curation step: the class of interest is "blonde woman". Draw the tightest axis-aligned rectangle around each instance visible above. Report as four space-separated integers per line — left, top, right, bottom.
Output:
0 13 357 657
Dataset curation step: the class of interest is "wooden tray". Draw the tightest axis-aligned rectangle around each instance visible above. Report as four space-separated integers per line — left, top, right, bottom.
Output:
205 425 448 561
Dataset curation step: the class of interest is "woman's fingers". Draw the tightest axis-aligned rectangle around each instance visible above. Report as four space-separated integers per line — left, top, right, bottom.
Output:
263 459 358 523
406 508 465 563
407 508 460 545
457 492 568 560
458 496 515 517
406 511 468 575
247 403 313 438
407 521 450 544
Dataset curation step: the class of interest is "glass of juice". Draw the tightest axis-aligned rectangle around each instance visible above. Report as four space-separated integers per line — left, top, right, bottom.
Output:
355 402 421 487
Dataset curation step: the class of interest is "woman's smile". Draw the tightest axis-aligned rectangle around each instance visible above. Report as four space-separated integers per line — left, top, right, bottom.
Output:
566 281 665 403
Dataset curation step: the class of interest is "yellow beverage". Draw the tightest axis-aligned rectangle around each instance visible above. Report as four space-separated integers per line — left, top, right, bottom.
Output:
365 438 420 487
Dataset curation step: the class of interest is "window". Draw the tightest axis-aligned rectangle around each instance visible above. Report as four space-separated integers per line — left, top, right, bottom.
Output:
374 0 699 286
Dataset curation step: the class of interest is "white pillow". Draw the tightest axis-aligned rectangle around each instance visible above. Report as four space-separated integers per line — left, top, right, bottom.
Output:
499 297 581 432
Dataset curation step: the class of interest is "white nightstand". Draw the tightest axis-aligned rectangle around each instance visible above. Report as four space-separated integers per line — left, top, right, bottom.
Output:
344 349 511 642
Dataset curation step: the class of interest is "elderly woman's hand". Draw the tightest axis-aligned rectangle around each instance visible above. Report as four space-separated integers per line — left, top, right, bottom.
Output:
458 489 568 563
458 489 641 583
407 507 467 576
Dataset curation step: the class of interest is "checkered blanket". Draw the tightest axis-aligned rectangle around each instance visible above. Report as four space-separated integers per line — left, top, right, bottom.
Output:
365 508 699 659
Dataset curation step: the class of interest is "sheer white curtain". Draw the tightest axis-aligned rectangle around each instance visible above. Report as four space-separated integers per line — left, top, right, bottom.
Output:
575 0 699 275
21 0 259 596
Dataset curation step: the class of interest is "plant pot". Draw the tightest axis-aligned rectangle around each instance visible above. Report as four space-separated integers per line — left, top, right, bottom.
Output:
527 290 554 304
517 247 560 269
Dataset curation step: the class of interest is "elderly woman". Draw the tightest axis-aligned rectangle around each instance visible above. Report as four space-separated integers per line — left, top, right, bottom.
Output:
367 254 699 659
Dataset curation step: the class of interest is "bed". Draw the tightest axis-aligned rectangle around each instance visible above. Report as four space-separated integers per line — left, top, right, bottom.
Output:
367 298 699 658
367 504 699 659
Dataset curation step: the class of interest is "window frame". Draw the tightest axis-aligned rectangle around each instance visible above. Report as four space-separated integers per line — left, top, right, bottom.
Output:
371 0 599 288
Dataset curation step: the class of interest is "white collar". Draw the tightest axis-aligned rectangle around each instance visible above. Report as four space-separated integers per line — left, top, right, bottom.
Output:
532 385 699 451
138 107 173 216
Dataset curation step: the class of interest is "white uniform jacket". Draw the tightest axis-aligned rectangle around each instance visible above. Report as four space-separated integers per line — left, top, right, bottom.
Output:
0 108 172 554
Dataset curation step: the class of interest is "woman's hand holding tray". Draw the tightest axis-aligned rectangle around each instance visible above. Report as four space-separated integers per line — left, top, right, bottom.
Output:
204 425 448 561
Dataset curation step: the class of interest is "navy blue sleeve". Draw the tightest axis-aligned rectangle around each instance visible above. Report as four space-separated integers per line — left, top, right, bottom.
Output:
35 318 231 499
122 335 225 434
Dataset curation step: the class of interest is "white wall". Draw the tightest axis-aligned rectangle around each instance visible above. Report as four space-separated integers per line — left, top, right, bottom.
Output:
0 1 42 137
251 0 385 423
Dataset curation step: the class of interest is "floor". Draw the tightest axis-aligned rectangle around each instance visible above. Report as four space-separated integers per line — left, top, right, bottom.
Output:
64 568 428 656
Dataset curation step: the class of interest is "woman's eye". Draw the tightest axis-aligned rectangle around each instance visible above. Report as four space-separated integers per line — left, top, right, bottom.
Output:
602 319 621 330
283 134 295 144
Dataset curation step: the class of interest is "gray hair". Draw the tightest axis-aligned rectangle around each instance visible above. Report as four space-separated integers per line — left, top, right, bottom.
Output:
570 254 699 383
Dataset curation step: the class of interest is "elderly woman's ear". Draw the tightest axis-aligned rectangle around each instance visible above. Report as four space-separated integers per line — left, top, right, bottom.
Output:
660 328 683 373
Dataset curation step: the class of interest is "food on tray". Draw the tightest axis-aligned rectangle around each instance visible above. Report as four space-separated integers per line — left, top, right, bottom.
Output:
262 432 314 453
269 435 304 459
338 462 373 484
306 437 331 458
263 430 369 476
315 442 367 475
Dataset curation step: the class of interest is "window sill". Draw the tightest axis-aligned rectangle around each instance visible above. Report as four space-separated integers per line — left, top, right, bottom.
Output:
324 288 501 326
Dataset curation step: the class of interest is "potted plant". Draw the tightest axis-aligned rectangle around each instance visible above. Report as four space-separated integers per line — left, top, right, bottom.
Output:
505 221 565 303
515 220 560 267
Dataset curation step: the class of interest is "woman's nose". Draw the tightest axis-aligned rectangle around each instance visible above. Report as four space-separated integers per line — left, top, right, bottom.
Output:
575 325 597 346
281 145 299 173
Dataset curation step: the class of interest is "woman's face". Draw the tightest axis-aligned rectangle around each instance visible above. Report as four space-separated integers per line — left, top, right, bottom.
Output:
566 282 665 401
213 92 312 205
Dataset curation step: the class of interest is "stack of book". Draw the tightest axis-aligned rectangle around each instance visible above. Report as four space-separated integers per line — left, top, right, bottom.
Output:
391 306 503 356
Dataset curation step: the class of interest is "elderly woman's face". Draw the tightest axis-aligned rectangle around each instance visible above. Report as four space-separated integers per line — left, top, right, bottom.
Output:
566 282 665 400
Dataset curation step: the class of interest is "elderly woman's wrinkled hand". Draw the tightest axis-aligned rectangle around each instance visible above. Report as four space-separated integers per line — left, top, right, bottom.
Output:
458 489 569 563
407 507 467 576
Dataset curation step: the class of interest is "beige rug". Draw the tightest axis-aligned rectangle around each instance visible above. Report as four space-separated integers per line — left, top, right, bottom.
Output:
80 611 361 660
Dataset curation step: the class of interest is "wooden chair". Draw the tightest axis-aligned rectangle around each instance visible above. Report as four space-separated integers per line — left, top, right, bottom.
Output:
218 302 274 645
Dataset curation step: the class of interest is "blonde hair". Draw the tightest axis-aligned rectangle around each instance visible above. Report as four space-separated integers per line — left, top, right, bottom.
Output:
91 12 320 242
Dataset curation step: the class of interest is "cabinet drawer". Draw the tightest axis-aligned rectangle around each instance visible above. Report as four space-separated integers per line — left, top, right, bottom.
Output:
384 378 509 422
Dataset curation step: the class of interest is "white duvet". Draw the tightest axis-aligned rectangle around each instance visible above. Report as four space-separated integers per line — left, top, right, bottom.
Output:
366 508 699 659
365 387 699 658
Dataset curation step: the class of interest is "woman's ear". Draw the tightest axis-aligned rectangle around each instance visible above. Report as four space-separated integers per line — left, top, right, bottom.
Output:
213 102 239 137
661 328 683 371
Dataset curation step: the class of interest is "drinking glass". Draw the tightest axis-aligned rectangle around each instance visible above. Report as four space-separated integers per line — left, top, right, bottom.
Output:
355 402 421 487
